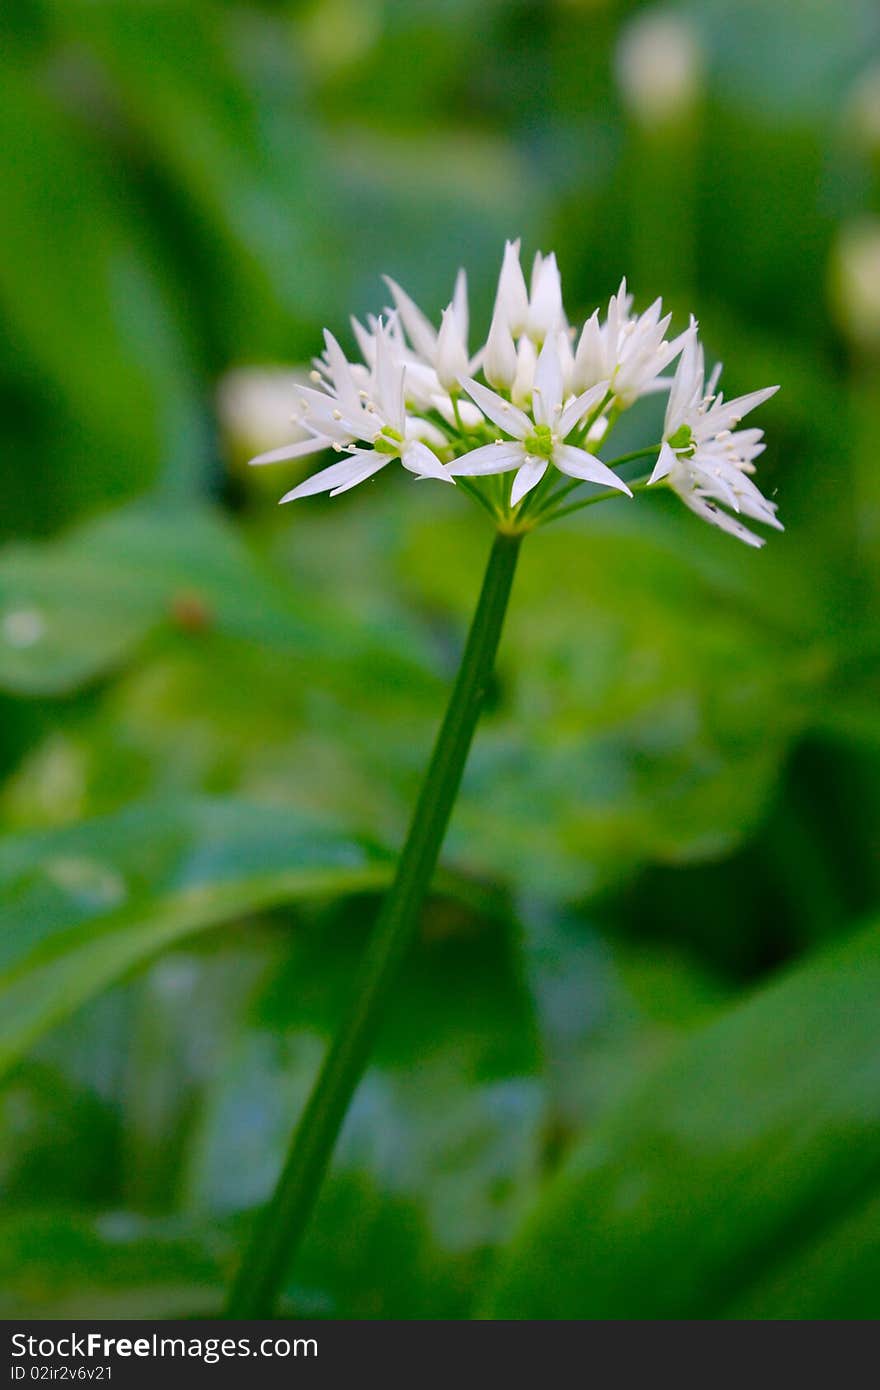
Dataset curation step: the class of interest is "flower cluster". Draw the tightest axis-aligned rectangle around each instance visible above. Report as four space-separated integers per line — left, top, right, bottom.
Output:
251 242 780 545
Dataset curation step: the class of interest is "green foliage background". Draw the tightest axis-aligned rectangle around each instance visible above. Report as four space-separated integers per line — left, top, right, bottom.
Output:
1 0 879 1319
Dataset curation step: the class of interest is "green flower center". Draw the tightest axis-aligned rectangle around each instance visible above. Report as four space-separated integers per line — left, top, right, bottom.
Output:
667 423 695 455
523 424 555 458
374 427 403 455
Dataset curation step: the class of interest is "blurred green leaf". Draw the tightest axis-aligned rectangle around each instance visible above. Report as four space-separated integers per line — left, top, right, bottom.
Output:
0 797 392 1078
0 1210 226 1319
0 501 436 697
0 64 199 523
49 0 325 351
1 0 879 1324
397 498 830 895
488 918 880 1318
725 1187 880 1320
181 896 543 1317
5 487 836 903
685 0 878 120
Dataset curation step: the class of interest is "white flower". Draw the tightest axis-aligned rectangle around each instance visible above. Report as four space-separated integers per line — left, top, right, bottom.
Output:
450 335 632 506
616 12 703 126
373 273 486 430
493 238 530 337
217 366 312 459
245 243 780 538
250 322 450 500
527 251 566 343
845 63 880 155
572 279 688 406
511 334 538 408
481 239 568 400
830 218 880 353
649 329 781 546
483 303 518 391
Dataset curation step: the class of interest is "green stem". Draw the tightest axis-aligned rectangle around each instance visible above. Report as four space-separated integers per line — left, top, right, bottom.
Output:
530 446 661 523
225 529 523 1318
457 476 502 521
540 473 652 525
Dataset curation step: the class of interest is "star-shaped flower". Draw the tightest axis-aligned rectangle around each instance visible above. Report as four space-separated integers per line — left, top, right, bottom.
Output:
450 335 632 506
250 323 450 499
649 328 780 546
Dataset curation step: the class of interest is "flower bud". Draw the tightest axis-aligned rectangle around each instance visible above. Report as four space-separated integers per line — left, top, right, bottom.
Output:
573 311 605 392
829 219 880 354
845 64 880 155
512 335 537 408
527 252 564 343
217 366 310 460
616 11 702 127
436 305 469 391
483 305 518 390
494 239 529 337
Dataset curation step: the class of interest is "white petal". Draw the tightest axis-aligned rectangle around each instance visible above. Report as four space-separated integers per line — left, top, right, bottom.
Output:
512 335 537 408
532 334 565 427
452 267 469 342
435 305 469 391
664 319 701 434
329 454 391 496
350 315 376 364
706 359 723 397
373 323 406 434
461 377 530 438
557 328 576 396
727 472 784 529
280 451 384 502
293 383 365 441
553 444 633 496
494 239 529 336
557 380 610 437
249 436 329 467
448 441 525 476
528 251 564 341
382 277 437 360
511 456 548 505
434 395 483 429
710 384 779 429
573 311 606 391
401 440 454 483
483 305 518 391
649 440 679 484
606 281 625 349
322 330 362 417
404 417 448 449
681 493 765 548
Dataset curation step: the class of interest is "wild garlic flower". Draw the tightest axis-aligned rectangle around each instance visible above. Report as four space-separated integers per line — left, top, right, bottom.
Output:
248 240 781 545
450 337 631 505
568 279 689 405
615 12 703 127
250 321 450 498
649 328 781 547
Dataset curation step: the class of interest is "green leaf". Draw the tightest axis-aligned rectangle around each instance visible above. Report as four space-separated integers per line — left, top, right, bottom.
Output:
397 496 828 896
0 1210 227 1319
487 918 880 1319
53 0 336 349
180 898 543 1316
0 66 199 522
0 797 392 1078
0 501 436 697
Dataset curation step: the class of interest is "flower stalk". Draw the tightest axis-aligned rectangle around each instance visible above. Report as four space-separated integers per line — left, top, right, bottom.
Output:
226 528 522 1318
228 239 783 1317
